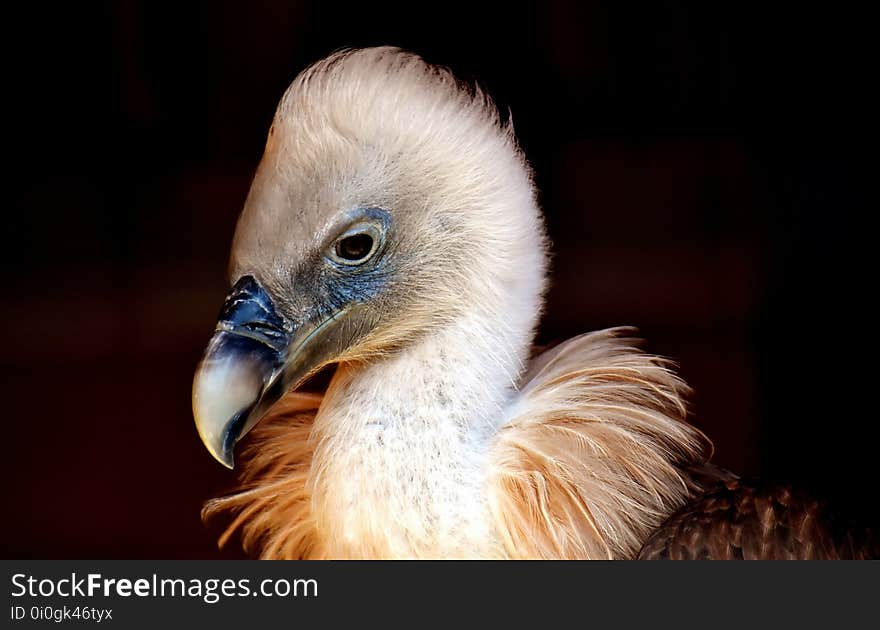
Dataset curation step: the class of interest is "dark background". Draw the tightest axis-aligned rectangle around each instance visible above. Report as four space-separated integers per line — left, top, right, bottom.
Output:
3 2 874 558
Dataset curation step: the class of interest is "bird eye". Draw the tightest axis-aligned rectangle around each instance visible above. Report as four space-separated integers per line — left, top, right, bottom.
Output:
326 211 388 267
333 233 375 264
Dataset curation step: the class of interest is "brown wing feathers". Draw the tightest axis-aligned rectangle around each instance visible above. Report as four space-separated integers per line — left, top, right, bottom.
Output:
638 479 879 560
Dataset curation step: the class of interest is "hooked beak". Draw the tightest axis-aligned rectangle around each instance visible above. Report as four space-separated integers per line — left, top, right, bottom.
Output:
192 275 348 468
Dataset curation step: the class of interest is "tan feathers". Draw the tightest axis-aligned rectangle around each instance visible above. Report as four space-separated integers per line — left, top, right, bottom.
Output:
205 330 711 559
488 328 710 559
202 392 324 559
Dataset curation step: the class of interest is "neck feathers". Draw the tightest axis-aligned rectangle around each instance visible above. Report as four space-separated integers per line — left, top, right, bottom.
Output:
488 328 712 559
307 311 530 558
204 330 712 559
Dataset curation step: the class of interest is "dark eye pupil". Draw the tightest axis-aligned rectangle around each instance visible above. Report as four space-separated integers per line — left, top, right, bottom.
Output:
335 233 374 261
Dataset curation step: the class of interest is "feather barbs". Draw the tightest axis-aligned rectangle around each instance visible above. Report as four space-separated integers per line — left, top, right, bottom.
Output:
487 328 712 559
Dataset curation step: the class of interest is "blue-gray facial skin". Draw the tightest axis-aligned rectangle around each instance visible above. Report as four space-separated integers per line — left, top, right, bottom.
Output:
319 206 396 314
193 206 398 467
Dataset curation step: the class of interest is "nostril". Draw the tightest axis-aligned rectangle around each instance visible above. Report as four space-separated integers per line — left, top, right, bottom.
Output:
214 275 289 352
243 320 273 330
241 320 285 339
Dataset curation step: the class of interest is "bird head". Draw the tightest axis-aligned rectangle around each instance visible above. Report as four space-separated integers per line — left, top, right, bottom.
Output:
192 47 547 468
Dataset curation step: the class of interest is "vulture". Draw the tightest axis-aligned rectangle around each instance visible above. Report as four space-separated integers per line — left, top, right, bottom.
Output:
192 47 876 559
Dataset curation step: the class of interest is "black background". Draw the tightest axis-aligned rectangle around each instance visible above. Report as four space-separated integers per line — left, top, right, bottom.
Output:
2 2 874 558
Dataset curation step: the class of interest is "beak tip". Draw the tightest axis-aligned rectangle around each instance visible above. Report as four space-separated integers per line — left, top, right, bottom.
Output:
192 352 263 471
193 407 239 470
215 450 236 470
193 420 236 469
